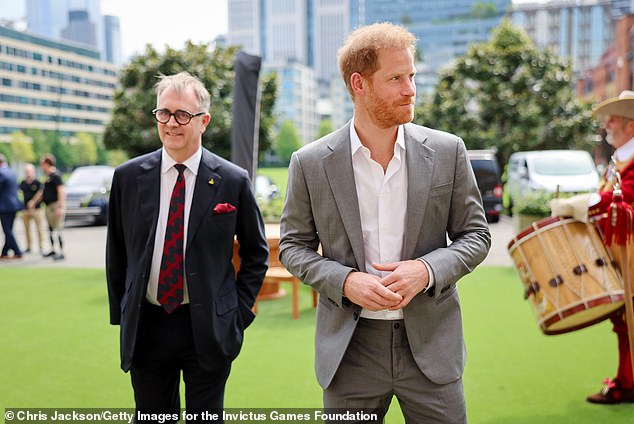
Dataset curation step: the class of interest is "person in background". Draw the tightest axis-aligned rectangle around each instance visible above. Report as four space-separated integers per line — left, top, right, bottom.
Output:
29 154 65 261
19 163 44 255
279 23 490 423
551 90 634 404
106 71 268 421
0 153 22 259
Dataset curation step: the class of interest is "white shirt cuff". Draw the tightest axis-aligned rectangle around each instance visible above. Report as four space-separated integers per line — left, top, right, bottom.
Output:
416 258 435 292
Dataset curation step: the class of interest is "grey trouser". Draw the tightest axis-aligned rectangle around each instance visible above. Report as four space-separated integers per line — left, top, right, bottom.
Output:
324 318 467 424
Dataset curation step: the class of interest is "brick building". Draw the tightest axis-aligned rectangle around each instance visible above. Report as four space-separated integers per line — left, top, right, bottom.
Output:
577 14 634 101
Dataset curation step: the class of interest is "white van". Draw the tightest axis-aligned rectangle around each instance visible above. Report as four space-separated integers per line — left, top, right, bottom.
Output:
507 150 599 212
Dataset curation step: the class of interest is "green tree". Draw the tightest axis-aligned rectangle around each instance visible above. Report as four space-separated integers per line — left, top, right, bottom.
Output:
317 119 334 138
25 129 49 161
258 72 278 161
275 120 302 164
104 42 277 160
106 150 129 167
10 131 36 164
0 142 12 163
51 138 76 171
415 20 595 167
95 137 108 165
74 132 98 165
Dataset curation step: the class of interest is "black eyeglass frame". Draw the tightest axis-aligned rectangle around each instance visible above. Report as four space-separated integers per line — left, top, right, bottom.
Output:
152 108 206 125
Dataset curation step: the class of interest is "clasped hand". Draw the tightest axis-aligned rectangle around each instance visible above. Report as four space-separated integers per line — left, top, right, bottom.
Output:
342 260 429 311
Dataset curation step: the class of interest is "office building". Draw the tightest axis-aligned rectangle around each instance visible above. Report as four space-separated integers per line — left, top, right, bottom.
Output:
0 25 118 140
230 0 508 80
61 10 97 47
229 0 320 143
228 0 352 81
103 15 122 66
576 13 634 100
313 0 355 81
362 0 511 73
26 0 69 40
228 0 510 143
611 0 634 16
227 0 263 56
24 0 123 65
509 0 622 74
265 0 310 64
263 60 318 145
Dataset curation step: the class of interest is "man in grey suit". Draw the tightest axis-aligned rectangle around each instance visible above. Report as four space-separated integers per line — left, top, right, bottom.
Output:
279 23 491 423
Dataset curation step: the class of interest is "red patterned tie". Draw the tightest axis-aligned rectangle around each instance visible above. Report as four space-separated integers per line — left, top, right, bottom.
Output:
157 164 186 313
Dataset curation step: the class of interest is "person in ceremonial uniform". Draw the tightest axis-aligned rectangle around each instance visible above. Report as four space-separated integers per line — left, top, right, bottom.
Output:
552 90 634 403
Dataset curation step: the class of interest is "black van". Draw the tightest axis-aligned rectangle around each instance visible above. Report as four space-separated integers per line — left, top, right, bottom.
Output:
468 150 503 223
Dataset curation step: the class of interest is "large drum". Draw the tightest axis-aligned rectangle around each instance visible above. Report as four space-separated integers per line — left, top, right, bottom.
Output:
508 216 624 335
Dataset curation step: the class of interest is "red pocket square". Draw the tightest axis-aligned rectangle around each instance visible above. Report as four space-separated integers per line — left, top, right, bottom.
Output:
213 203 236 214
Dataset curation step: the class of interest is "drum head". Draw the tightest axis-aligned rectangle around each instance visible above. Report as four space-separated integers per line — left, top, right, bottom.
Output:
542 295 624 335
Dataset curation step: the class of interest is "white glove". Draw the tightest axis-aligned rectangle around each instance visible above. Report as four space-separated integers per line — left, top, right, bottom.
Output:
550 193 591 223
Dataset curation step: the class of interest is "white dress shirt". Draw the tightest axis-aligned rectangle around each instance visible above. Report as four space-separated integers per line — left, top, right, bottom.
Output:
350 121 409 320
614 136 634 162
146 146 202 305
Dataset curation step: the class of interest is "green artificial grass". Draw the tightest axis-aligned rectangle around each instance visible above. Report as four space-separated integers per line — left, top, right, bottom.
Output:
258 168 289 200
0 268 131 407
1 266 632 423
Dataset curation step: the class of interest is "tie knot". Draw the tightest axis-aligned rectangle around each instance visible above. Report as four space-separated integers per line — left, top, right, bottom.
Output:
174 164 186 175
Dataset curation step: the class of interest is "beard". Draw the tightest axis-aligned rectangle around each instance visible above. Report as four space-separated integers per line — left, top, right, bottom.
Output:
366 87 414 129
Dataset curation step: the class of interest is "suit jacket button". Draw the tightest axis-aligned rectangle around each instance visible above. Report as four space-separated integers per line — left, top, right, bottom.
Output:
353 312 359 321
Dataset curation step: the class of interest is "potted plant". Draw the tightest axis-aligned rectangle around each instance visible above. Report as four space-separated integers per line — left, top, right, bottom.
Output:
512 190 553 233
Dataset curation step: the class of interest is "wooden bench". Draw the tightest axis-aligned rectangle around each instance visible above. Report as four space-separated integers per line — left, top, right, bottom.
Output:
233 237 317 319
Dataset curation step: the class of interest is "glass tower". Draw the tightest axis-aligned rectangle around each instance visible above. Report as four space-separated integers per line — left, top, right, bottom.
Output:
360 0 511 73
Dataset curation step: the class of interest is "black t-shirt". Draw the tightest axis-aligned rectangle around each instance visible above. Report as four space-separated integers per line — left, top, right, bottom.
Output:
20 179 42 208
42 171 63 205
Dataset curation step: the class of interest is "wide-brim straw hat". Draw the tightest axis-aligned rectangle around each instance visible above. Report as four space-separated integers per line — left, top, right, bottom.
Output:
593 90 634 120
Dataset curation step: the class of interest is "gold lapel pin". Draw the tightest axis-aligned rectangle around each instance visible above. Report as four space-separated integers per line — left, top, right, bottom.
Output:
208 178 215 185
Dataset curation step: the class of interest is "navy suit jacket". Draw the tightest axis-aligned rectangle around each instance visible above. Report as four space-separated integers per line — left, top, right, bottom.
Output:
0 166 20 213
106 148 268 372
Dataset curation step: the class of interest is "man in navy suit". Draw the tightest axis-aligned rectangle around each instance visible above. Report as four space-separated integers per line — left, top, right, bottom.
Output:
106 72 268 420
0 154 22 259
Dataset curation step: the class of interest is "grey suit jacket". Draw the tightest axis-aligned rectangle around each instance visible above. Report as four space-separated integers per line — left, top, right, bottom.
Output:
279 122 491 389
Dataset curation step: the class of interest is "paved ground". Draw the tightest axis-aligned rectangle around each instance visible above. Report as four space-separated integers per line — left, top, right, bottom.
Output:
0 216 514 269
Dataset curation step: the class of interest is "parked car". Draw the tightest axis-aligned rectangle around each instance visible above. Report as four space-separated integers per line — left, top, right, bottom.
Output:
506 150 599 214
468 150 503 223
255 175 280 202
65 165 115 225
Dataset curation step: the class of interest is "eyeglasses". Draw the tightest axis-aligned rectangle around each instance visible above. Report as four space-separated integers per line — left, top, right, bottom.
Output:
152 108 205 125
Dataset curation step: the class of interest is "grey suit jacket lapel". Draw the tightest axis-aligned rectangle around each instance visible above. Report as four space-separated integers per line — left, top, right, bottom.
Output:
403 125 434 259
323 124 366 272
